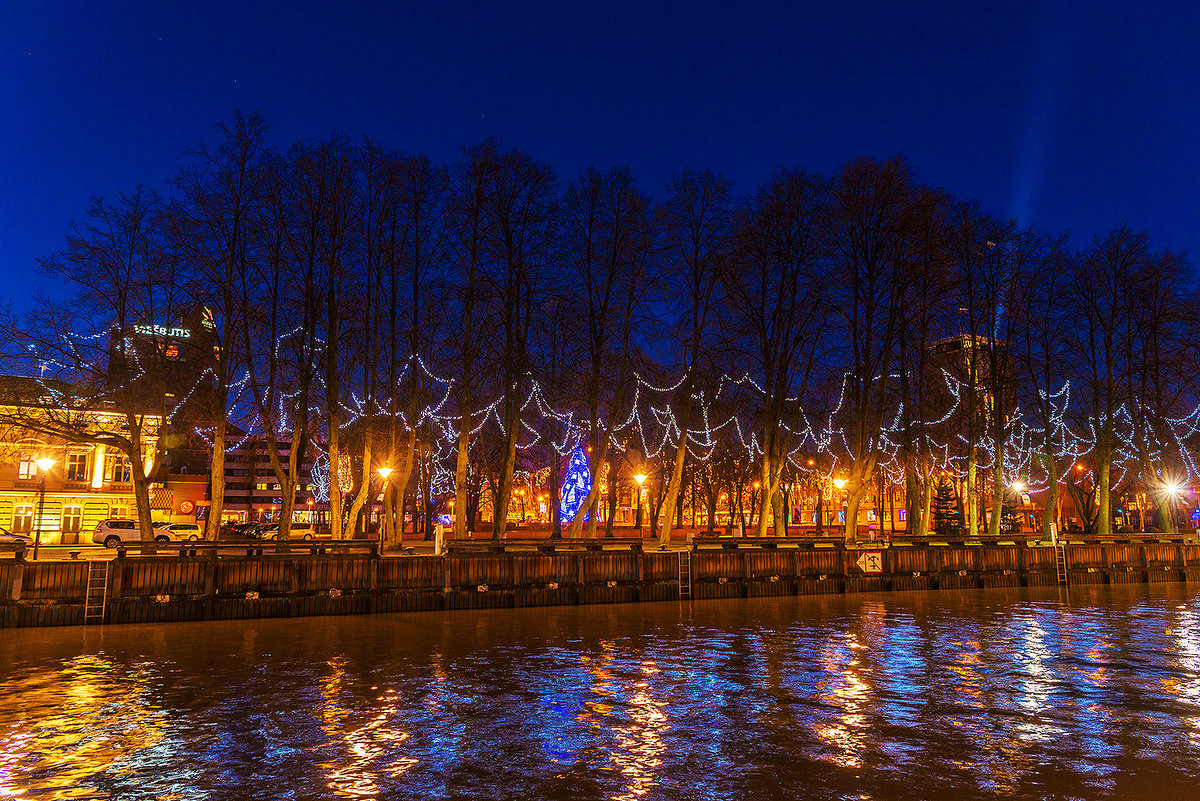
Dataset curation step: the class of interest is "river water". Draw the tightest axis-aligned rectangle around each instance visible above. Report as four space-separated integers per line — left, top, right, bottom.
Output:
3 585 1200 800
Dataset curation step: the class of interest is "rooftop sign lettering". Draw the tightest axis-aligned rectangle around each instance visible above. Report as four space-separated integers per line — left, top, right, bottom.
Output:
134 325 190 339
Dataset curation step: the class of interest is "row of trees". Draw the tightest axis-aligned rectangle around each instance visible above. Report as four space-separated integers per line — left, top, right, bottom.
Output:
3 112 1197 544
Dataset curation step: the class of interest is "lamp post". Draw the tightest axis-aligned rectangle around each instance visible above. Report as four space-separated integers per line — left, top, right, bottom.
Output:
832 478 847 537
376 466 393 547
634 474 647 533
33 457 56 560
1009 481 1026 536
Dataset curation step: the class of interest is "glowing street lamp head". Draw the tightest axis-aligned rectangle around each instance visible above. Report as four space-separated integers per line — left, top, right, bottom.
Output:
1165 482 1184 496
377 466 393 480
35 457 56 473
634 473 647 486
832 478 847 490
1010 481 1026 492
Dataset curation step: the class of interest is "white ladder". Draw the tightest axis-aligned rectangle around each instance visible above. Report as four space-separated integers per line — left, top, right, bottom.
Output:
84 561 108 624
678 550 692 600
1054 545 1068 585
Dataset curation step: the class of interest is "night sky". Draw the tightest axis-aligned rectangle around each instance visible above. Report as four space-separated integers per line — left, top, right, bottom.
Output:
5 1 1199 308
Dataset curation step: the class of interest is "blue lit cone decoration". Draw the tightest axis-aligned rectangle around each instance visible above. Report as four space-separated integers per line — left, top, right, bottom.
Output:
559 443 591 523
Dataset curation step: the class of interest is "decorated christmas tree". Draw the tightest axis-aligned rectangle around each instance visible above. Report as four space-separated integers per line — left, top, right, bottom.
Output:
559 443 591 523
932 478 962 536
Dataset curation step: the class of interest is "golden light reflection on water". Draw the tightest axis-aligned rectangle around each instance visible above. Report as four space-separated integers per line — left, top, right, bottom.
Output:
3 588 1200 799
1167 607 1200 743
948 638 984 708
578 644 669 800
1013 616 1059 745
317 656 417 798
813 632 870 768
0 654 167 801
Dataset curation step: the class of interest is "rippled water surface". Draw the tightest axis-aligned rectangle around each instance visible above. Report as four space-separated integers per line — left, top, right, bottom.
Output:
5 585 1200 799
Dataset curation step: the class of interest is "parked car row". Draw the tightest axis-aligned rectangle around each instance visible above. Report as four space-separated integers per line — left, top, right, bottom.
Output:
219 522 315 540
87 519 315 547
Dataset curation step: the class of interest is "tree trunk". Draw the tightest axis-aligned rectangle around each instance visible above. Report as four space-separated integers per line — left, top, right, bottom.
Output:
658 392 692 547
1097 459 1112 537
345 442 373 540
966 460 979 536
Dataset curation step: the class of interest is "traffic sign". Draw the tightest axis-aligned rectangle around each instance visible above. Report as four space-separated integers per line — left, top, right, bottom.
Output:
855 551 883 573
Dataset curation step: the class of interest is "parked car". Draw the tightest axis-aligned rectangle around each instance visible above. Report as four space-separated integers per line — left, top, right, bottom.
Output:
255 522 315 540
93 519 173 548
218 522 273 540
154 522 204 541
0 527 33 546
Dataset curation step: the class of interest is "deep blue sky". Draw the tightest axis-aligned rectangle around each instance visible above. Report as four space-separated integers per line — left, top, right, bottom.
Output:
5 1 1198 307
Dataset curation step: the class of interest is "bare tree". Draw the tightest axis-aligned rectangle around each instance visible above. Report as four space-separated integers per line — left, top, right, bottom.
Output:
447 141 496 543
827 156 912 544
1013 235 1072 537
561 166 657 538
893 187 953 537
723 168 828 536
380 152 447 547
658 168 732 546
1123 238 1194 532
288 136 359 538
0 187 181 540
1067 227 1139 537
172 111 267 538
480 145 557 541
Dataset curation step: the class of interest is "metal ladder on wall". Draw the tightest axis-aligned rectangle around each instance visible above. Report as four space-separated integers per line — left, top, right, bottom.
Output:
1054 545 1069 585
678 550 692 600
84 561 108 624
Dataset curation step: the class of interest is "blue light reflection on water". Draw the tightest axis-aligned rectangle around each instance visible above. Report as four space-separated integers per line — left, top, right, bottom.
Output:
4 585 1200 799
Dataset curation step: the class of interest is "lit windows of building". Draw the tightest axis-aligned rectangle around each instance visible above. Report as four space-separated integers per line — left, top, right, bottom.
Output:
106 455 132 484
62 505 82 533
66 452 89 482
12 504 33 533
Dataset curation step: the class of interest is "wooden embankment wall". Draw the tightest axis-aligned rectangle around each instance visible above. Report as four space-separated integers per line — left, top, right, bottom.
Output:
4 543 1200 628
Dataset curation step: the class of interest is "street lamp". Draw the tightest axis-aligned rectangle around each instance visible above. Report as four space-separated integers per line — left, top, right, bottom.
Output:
1009 481 1026 535
831 478 847 532
376 466 393 546
33 457 56 560
634 474 647 531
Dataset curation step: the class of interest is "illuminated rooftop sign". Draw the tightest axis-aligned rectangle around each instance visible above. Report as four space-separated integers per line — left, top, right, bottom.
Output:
134 324 190 338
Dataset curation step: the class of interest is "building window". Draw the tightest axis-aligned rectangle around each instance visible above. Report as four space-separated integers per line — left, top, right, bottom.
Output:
12 505 33 533
62 506 83 533
255 482 269 491
66 453 89 482
17 453 35 480
106 456 132 484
